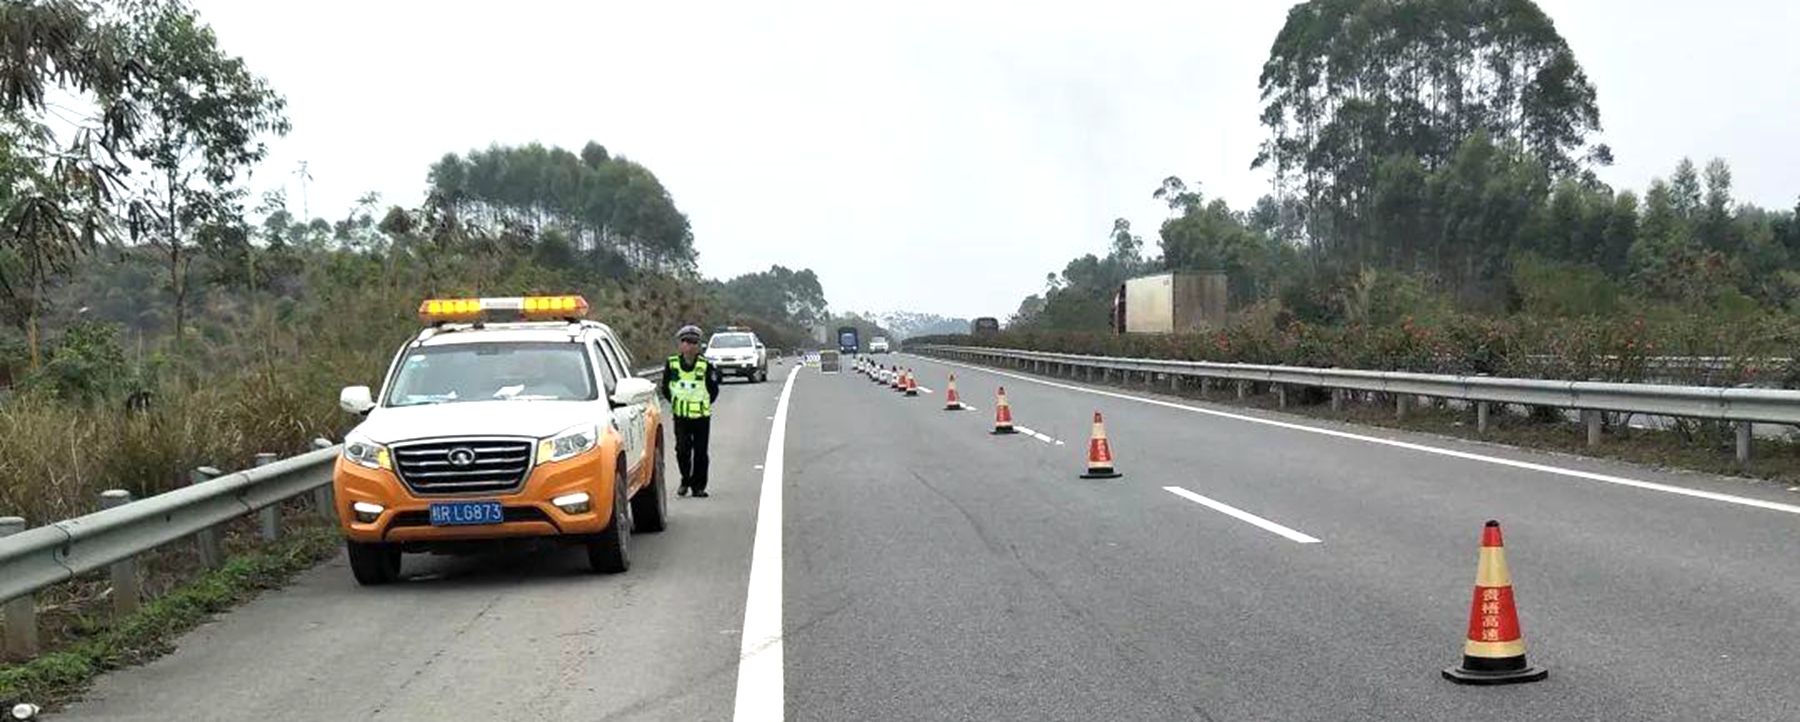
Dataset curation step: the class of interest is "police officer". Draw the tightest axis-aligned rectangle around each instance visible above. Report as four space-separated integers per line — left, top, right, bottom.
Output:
662 325 721 497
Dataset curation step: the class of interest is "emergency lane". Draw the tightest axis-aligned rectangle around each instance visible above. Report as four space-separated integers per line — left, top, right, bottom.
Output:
775 354 1800 721
55 370 794 722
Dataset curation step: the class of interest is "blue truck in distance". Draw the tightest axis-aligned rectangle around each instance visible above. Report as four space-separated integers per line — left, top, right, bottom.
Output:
837 326 860 354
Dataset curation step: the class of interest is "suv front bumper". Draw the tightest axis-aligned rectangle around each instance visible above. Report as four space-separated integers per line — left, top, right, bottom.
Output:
332 451 614 545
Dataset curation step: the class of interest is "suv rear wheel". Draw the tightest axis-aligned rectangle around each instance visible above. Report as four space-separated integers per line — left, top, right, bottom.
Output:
586 458 632 573
630 436 668 533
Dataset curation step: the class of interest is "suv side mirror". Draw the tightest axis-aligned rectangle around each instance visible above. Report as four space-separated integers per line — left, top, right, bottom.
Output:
339 385 375 415
612 377 657 406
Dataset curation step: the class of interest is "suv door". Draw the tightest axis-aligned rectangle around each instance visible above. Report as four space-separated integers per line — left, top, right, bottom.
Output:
591 336 646 477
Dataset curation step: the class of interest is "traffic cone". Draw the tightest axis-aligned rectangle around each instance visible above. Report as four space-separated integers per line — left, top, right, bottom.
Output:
1079 411 1123 479
991 387 1017 434
893 369 907 392
944 374 965 410
1443 520 1548 685
904 370 919 396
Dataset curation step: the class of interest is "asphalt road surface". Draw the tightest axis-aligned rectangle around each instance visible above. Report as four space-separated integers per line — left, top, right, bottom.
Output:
54 353 1800 721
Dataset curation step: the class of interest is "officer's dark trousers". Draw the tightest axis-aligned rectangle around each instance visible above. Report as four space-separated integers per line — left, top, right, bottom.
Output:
673 415 711 491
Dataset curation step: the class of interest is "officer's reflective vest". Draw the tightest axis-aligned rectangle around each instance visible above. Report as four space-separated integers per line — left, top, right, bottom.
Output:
668 355 712 418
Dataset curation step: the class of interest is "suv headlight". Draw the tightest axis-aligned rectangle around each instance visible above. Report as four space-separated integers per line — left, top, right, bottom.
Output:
538 423 599 464
343 433 391 470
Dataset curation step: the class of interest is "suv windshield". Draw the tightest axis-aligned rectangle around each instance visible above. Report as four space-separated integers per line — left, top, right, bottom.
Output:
709 333 755 349
385 342 596 406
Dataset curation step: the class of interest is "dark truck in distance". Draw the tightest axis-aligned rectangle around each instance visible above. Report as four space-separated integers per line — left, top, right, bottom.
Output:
837 326 860 354
971 317 1000 337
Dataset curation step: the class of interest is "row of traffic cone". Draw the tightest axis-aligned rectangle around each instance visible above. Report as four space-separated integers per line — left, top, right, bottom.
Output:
855 358 1549 686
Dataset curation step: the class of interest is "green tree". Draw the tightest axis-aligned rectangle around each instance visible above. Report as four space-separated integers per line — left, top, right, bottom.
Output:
1255 0 1604 258
122 0 288 350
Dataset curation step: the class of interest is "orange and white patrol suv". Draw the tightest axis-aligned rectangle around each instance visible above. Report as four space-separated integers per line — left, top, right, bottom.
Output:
332 295 666 585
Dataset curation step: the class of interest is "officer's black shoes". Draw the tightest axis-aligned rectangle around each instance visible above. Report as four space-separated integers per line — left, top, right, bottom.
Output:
677 485 690 497
692 490 710 498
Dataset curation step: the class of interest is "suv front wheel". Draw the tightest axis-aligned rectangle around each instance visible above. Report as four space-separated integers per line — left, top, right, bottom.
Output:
585 458 632 574
348 540 401 586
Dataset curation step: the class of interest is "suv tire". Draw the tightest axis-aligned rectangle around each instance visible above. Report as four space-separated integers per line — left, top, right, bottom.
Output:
348 540 401 586
586 459 632 574
630 435 668 533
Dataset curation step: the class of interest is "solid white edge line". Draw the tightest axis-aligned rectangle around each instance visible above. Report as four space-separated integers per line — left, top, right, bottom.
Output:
907 354 1800 517
1163 486 1323 544
732 367 798 722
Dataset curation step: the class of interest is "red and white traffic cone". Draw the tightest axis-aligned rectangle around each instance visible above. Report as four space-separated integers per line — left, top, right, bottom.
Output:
1079 411 1122 479
944 374 965 411
905 370 919 396
1443 520 1548 685
991 387 1017 434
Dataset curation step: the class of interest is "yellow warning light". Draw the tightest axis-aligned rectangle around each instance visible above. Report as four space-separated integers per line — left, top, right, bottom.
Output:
519 295 589 318
418 295 589 323
418 298 484 322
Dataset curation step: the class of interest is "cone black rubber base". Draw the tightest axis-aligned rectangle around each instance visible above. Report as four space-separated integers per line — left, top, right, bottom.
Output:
905 390 918 397
1442 663 1548 685
992 427 1018 435
944 404 965 411
1080 468 1123 479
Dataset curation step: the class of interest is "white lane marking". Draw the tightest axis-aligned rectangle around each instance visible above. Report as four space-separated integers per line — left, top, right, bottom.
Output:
960 403 980 412
733 367 797 722
1012 425 1060 445
908 354 1800 517
916 387 935 394
1164 486 1322 544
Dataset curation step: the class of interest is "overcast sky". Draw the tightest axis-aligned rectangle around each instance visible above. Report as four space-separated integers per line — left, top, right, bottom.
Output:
191 0 1800 319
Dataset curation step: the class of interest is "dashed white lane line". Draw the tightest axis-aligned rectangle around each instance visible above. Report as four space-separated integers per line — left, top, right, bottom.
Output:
915 387 935 394
732 367 797 722
909 354 1800 517
1012 425 1063 445
1163 486 1323 544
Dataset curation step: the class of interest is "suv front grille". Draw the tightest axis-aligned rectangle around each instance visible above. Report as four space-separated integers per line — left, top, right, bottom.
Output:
391 438 534 496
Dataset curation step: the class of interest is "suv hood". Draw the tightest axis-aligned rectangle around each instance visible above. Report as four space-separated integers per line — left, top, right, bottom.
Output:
352 400 601 444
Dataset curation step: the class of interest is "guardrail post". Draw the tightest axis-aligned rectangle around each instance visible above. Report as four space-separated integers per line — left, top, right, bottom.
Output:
100 490 139 616
1 516 39 660
1395 394 1409 420
1330 388 1343 411
189 466 224 568
1276 384 1288 409
1736 422 1753 465
311 438 337 521
254 452 280 542
1477 401 1490 434
1583 410 1602 447
1235 380 1247 400
1170 373 1180 392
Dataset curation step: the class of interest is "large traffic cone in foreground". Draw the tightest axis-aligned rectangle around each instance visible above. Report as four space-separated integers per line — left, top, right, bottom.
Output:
904 370 919 396
944 375 965 410
1079 411 1123 479
991 387 1017 434
1443 520 1548 685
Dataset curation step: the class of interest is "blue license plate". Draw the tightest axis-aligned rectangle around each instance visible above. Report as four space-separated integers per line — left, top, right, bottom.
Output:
429 501 504 526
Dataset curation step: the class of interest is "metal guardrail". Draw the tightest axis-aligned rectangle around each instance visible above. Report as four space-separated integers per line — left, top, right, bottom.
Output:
914 345 1800 425
914 344 1795 468
0 446 341 610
